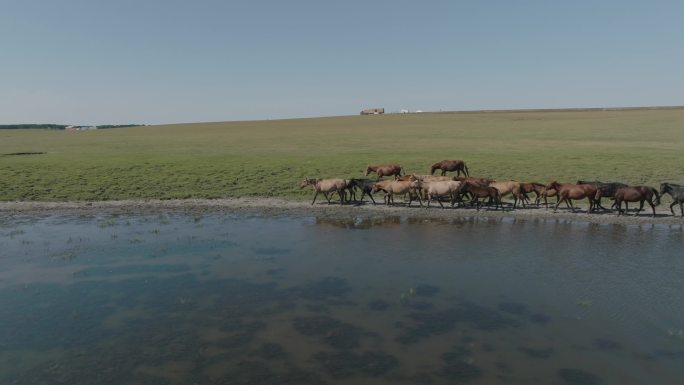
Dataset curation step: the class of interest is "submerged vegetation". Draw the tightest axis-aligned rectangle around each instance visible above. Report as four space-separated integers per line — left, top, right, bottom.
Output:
1 108 683 201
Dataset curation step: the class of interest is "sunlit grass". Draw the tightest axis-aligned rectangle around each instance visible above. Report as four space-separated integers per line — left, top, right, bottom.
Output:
1 108 683 201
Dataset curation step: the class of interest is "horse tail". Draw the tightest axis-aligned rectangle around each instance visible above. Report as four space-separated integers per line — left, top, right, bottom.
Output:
464 162 470 177
652 187 661 205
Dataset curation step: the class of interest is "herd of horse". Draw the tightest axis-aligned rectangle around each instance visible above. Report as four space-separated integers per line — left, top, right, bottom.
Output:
300 160 684 217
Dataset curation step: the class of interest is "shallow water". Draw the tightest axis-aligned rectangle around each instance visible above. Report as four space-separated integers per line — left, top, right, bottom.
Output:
0 214 683 385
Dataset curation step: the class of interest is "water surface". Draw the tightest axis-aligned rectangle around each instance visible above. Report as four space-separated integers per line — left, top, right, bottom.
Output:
0 214 683 385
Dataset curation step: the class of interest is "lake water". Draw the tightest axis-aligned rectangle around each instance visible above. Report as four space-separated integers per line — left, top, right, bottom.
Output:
0 214 683 385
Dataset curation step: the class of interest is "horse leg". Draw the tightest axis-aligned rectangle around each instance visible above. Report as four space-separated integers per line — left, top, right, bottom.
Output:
670 201 677 216
648 199 656 217
553 196 563 213
635 201 644 216
311 191 319 205
338 190 345 205
368 191 377 205
680 201 683 217
438 196 445 209
441 170 446 176
324 192 332 204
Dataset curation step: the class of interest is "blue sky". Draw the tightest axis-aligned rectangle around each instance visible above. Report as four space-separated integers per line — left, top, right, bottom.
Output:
1 0 683 124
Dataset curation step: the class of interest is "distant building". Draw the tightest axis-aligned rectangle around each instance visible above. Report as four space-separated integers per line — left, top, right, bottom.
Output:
65 125 97 131
360 108 384 115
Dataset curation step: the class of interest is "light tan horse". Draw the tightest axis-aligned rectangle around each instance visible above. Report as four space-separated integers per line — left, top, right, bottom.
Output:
300 178 348 205
489 181 526 208
372 179 423 207
425 180 462 208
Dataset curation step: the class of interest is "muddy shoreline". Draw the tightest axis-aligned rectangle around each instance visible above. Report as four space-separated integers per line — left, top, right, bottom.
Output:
0 198 682 226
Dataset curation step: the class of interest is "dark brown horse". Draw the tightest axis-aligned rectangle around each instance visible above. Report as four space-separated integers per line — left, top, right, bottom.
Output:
430 160 469 177
614 186 660 217
546 182 598 213
457 181 502 211
366 164 402 180
577 180 628 210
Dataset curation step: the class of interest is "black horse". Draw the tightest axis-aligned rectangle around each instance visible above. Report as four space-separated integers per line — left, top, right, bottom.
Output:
577 180 628 211
346 178 377 205
660 183 684 217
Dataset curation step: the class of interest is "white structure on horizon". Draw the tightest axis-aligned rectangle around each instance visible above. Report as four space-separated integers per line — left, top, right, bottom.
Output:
65 125 98 131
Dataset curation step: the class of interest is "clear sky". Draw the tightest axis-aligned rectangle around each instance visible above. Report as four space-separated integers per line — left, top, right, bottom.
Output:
1 0 683 125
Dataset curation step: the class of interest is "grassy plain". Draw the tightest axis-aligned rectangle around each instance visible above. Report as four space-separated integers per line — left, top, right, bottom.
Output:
1 108 683 201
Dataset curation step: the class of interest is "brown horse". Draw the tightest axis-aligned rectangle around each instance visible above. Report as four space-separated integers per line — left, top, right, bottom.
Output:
457 181 502 211
520 182 546 206
614 186 660 217
430 160 470 177
366 164 403 180
546 182 598 213
300 178 348 205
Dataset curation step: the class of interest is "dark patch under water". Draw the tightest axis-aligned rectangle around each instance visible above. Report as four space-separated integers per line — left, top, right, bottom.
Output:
0 214 682 385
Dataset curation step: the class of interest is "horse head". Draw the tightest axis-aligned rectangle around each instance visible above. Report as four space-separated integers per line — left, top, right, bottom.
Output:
660 183 671 195
430 163 440 175
300 178 315 189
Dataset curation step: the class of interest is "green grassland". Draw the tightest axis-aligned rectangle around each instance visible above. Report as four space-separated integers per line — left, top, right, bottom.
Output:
1 108 683 201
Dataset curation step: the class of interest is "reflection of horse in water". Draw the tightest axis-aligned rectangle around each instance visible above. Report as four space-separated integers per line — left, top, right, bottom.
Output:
315 216 402 229
614 186 660 217
660 183 684 217
430 160 469 177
